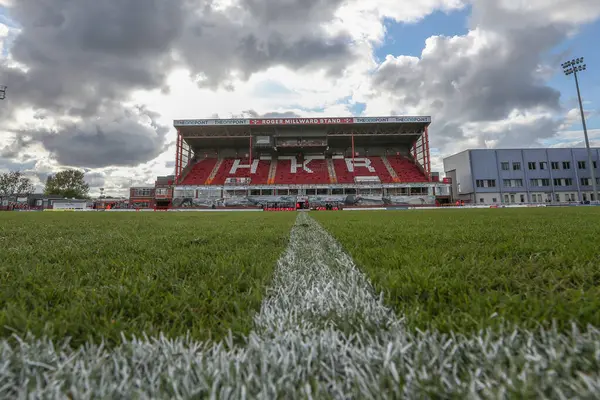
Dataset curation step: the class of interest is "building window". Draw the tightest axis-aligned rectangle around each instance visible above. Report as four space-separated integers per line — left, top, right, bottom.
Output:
581 177 591 186
501 162 510 171
155 188 169 196
476 179 496 188
562 161 571 169
479 198 484 203
133 188 153 197
513 162 521 171
520 194 525 203
597 178 600 185
528 162 536 170
551 162 560 170
492 198 497 203
539 162 547 170
555 193 560 202
578 161 586 169
594 161 598 168
504 179 523 187
510 194 515 203
583 193 588 202
553 178 573 186
504 194 509 203
530 178 549 187
537 194 543 202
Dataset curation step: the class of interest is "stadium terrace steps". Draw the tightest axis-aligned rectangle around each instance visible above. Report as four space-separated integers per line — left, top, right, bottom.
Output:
273 157 330 185
267 159 277 184
177 160 197 184
179 158 219 185
386 156 428 182
332 157 394 184
178 156 429 185
367 157 395 183
326 158 337 183
211 159 270 185
204 159 223 185
381 156 400 183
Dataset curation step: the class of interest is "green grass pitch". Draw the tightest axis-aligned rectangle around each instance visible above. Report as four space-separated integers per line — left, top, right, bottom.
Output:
0 211 295 346
314 207 600 334
1 207 599 346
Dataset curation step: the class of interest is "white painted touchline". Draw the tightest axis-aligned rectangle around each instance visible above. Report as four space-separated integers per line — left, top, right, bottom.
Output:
0 213 598 398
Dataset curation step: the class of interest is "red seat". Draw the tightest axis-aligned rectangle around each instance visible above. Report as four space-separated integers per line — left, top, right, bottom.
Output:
179 158 218 185
211 159 270 185
333 158 381 183
387 156 428 182
274 158 330 184
369 157 395 183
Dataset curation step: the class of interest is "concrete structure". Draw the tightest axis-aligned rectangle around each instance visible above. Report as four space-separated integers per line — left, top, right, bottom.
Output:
128 175 175 209
443 148 600 204
129 187 155 208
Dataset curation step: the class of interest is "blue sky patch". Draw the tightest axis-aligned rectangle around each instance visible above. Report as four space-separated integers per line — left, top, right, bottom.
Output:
547 21 600 130
374 6 471 62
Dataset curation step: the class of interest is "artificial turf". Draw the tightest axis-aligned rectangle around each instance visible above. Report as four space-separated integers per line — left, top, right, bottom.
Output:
314 207 600 334
0 211 295 346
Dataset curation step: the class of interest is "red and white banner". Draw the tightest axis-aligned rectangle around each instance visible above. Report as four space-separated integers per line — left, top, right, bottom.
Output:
250 117 354 125
174 116 431 127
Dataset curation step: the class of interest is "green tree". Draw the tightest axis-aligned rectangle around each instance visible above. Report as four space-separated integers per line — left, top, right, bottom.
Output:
44 169 90 199
0 171 35 202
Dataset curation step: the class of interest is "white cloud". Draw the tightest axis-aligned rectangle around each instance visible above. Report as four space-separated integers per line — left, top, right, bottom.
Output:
1 0 599 194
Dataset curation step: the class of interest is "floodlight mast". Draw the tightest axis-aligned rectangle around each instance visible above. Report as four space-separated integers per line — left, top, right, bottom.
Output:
562 57 598 203
0 85 6 100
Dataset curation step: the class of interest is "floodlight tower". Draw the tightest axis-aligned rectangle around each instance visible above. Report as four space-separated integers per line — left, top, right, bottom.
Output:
0 85 6 100
562 57 598 203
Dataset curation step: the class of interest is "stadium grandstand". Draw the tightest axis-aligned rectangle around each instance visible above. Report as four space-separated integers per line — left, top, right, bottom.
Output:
170 116 451 209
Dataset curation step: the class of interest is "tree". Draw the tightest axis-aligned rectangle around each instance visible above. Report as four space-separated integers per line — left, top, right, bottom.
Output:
44 169 90 199
0 171 35 201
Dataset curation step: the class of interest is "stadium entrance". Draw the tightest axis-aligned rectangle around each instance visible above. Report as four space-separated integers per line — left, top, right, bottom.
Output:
169 116 450 209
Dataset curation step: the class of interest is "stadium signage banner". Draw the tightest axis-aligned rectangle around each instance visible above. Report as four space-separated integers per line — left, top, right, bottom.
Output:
250 118 354 125
174 116 431 127
174 119 251 126
354 116 431 123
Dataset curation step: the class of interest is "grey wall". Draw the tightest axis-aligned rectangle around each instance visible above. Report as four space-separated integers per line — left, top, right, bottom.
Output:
444 147 600 201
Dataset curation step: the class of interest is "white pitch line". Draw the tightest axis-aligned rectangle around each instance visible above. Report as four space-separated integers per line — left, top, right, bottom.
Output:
0 213 599 398
254 212 399 335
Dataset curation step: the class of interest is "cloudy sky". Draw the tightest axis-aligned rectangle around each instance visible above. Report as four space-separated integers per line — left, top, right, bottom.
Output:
1 0 600 195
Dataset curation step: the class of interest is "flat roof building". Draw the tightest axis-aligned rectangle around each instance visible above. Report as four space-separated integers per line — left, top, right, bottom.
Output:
443 148 600 205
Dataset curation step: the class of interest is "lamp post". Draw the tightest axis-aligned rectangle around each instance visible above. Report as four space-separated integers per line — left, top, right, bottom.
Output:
562 58 598 203
0 85 6 100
